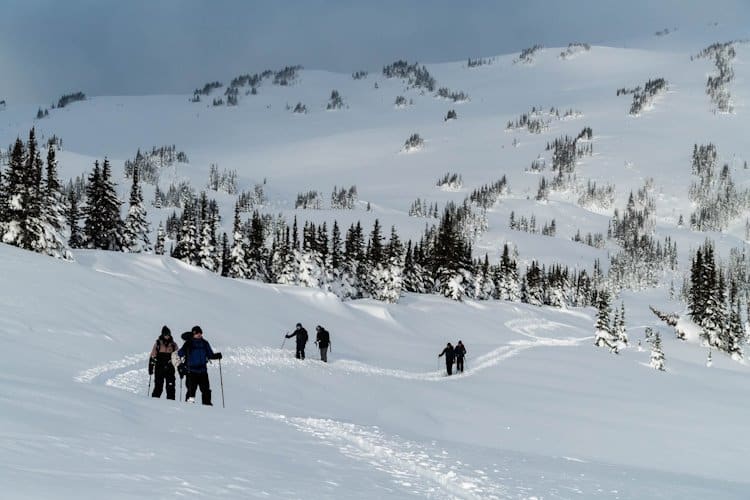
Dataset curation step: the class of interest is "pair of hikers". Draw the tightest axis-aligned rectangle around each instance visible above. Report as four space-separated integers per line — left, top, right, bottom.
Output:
438 340 467 376
285 323 332 362
148 325 222 405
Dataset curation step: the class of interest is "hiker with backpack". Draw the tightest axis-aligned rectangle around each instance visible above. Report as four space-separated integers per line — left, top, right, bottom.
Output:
286 323 308 360
454 340 467 373
314 325 331 362
175 325 222 405
148 326 178 399
438 342 456 376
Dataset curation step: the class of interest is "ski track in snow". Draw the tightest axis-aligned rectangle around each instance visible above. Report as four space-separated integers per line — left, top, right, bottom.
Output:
251 410 511 500
75 317 590 392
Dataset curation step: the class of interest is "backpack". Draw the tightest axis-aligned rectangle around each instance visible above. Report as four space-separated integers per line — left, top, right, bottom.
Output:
318 329 330 347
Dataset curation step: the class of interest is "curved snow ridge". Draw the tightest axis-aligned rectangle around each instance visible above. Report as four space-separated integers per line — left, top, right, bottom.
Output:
74 352 150 383
251 410 510 500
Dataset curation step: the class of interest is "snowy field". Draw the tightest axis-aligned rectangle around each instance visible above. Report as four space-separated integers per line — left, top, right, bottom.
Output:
2 24 750 499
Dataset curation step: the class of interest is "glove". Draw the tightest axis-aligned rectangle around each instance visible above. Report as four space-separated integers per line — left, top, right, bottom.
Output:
177 363 187 379
212 352 223 360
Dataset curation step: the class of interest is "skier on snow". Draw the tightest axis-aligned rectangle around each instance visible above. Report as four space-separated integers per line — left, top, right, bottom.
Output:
314 325 331 362
286 323 308 360
438 342 456 376
149 326 178 399
175 325 222 405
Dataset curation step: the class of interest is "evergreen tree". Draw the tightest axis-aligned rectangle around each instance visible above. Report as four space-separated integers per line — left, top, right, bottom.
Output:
246 210 267 280
2 138 30 248
154 222 166 255
594 291 618 352
229 202 249 278
220 232 230 277
66 189 83 248
37 145 71 259
172 199 198 265
123 163 151 252
647 328 665 371
83 159 124 250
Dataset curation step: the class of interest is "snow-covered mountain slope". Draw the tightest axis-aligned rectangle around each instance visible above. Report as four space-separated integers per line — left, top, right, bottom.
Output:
2 29 750 498
2 243 750 499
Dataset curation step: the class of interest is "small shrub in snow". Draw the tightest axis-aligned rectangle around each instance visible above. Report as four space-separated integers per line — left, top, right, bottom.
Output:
295 190 323 209
559 43 591 59
326 90 345 110
437 172 462 190
514 45 543 64
444 109 457 121
207 164 237 194
352 70 368 80
403 133 424 152
467 57 494 68
55 91 86 109
331 185 357 209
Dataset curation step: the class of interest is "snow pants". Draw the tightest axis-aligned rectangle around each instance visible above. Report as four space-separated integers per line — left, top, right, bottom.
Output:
152 364 176 399
319 347 328 362
186 371 212 405
456 356 464 373
295 346 306 360
445 358 454 376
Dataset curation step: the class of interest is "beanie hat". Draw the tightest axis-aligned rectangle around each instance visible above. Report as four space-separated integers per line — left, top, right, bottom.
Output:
296 323 302 328
192 325 203 334
161 325 171 337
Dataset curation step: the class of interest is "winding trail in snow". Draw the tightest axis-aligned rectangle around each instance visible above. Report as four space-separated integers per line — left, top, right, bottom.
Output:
72 316 594 498
75 317 591 391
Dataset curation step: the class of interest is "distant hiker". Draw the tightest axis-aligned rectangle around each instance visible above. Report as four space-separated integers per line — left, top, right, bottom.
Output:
286 323 308 360
176 325 222 405
315 325 331 362
438 342 455 376
149 326 178 399
454 340 467 374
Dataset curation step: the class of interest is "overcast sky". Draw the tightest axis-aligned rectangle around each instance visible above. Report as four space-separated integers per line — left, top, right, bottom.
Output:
1 0 748 103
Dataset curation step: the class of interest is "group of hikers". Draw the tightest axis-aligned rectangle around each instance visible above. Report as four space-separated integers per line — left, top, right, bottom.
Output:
438 341 467 376
284 323 332 362
148 325 222 405
147 322 332 405
148 323 465 407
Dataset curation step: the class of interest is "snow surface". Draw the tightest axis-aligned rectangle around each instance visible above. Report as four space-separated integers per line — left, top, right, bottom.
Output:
2 24 750 499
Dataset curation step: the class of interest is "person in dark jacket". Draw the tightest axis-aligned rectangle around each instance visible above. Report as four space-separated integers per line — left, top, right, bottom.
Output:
454 340 467 373
149 326 178 399
176 325 222 405
314 325 331 362
286 323 308 360
438 342 455 376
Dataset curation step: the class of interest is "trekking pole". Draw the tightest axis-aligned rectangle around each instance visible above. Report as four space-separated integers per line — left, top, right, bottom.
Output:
147 372 152 396
179 376 182 401
281 333 288 350
218 359 225 408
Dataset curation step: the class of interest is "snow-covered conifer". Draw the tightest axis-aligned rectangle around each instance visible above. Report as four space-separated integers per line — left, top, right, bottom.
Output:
154 222 166 255
124 164 151 252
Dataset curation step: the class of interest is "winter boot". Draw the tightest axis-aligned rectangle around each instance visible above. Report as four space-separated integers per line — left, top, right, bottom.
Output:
202 390 212 406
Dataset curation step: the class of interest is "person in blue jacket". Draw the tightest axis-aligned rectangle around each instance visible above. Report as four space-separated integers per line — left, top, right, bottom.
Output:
177 325 222 405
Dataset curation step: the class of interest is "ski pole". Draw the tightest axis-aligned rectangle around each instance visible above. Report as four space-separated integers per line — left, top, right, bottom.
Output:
281 333 288 350
218 359 225 409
